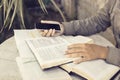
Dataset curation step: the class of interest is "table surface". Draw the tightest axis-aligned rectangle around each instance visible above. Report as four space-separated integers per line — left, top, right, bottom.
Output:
0 37 22 80
0 34 114 80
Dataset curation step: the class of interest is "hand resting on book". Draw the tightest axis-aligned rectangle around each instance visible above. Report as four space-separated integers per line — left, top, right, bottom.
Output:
65 43 109 64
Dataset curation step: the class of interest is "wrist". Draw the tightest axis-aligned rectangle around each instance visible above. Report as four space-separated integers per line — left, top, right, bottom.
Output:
100 47 109 59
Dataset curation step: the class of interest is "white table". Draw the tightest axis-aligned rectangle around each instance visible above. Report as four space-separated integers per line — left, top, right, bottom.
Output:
0 37 22 80
0 34 115 80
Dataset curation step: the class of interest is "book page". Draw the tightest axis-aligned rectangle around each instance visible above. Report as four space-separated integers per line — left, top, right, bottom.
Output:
14 29 41 58
89 35 114 47
36 44 68 60
61 36 93 44
26 36 68 48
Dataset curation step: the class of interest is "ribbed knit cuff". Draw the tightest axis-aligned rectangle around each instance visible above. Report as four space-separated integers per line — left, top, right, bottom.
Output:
106 47 120 67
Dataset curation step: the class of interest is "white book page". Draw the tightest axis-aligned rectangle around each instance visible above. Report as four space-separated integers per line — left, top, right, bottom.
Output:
61 60 119 80
26 36 68 48
14 29 41 58
89 35 114 47
61 36 93 44
36 44 68 60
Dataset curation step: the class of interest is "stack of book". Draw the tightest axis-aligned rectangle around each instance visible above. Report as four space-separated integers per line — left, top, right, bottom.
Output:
14 29 119 80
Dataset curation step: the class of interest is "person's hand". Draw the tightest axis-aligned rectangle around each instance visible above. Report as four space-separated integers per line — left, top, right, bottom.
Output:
40 20 64 37
65 43 108 64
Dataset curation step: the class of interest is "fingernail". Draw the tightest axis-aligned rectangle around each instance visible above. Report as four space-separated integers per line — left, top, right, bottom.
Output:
65 55 70 57
44 30 48 33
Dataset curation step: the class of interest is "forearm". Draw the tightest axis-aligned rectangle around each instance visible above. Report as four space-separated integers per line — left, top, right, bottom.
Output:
106 47 120 67
62 15 110 36
62 0 114 36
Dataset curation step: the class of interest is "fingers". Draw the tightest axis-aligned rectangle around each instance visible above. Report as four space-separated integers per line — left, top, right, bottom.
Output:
65 43 102 64
51 29 55 36
41 30 48 36
41 29 55 37
65 43 91 64
66 44 87 55
46 29 52 37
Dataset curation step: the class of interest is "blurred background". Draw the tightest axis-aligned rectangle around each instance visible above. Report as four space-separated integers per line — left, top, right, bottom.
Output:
0 0 115 45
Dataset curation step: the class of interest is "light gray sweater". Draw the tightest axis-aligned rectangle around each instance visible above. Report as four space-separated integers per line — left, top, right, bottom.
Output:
62 0 120 67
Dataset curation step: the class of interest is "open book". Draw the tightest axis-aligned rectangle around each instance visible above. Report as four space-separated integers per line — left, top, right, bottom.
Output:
60 60 119 80
26 36 93 69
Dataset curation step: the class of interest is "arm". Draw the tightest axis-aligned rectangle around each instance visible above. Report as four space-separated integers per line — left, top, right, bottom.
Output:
65 43 120 67
62 0 114 36
40 0 120 67
63 0 120 67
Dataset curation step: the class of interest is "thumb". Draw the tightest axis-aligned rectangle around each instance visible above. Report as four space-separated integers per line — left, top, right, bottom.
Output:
52 24 64 37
